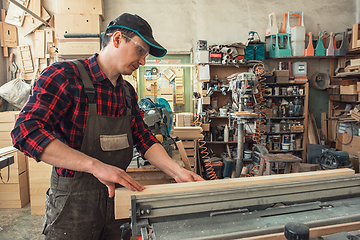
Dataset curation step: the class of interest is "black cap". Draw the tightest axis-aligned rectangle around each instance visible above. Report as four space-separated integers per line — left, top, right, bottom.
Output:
107 13 167 57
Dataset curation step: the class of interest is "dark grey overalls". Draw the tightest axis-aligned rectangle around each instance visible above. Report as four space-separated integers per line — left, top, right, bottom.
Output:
42 60 133 239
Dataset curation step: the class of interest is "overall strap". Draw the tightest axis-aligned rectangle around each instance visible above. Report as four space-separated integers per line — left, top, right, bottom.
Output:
123 82 132 116
72 60 95 103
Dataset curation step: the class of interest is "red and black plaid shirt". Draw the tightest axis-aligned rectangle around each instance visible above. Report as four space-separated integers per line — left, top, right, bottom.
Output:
11 54 158 177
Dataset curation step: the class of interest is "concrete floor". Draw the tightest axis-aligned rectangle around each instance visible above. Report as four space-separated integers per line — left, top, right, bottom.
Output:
0 203 45 240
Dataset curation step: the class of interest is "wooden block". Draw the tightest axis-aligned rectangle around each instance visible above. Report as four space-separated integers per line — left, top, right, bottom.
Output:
351 59 360 66
18 3 50 37
58 0 104 20
159 94 173 101
336 134 360 156
298 163 319 172
34 30 45 58
175 141 192 171
202 97 210 105
0 172 29 208
4 0 30 27
28 158 52 215
54 14 101 39
2 21 18 47
352 23 360 49
57 38 100 56
357 82 360 92
274 70 289 77
0 111 20 122
341 94 358 102
160 88 173 94
114 168 355 219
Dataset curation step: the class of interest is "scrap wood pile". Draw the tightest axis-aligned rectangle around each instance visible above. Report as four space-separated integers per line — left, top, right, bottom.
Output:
350 105 360 122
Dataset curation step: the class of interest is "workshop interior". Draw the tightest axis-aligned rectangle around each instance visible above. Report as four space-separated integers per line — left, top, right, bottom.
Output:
0 0 360 239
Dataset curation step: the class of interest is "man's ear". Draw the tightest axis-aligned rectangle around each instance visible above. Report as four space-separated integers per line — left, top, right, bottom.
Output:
112 31 122 47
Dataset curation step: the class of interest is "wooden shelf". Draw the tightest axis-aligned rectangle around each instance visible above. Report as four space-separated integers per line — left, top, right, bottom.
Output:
265 132 304 135
205 141 237 144
270 117 305 120
264 94 306 98
266 82 307 86
269 149 304 153
266 56 338 60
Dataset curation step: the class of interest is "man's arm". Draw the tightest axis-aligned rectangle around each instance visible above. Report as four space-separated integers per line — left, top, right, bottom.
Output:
144 143 204 182
39 139 145 197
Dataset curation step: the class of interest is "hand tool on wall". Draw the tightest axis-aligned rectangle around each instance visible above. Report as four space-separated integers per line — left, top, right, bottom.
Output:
9 52 18 80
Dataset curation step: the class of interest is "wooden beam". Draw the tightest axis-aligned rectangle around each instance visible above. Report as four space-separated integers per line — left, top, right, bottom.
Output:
175 141 191 171
240 221 360 240
114 168 355 219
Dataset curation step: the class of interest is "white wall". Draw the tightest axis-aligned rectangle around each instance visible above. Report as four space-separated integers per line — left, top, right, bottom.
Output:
0 0 358 85
103 0 357 53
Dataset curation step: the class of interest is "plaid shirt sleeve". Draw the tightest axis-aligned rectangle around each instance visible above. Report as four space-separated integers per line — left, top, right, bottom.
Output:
11 62 77 161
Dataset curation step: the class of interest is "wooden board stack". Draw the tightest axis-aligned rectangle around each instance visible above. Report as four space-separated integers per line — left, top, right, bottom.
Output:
28 158 52 215
0 146 29 208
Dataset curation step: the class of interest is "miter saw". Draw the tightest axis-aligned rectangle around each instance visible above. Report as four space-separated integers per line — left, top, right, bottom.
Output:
138 97 177 157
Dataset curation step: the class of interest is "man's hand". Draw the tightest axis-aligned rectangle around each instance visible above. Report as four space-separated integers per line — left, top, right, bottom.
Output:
172 167 205 183
92 163 145 197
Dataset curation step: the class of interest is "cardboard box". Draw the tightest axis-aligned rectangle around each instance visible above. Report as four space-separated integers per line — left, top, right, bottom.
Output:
327 85 340 95
274 70 289 77
340 85 357 94
54 14 101 39
202 97 210 105
58 0 104 20
201 123 210 131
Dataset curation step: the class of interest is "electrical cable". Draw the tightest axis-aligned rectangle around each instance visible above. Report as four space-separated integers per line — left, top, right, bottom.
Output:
335 120 354 145
194 116 218 180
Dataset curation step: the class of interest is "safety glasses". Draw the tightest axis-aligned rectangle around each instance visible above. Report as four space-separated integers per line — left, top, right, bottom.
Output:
123 34 149 59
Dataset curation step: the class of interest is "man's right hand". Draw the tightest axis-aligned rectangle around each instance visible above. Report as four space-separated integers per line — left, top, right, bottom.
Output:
92 162 145 198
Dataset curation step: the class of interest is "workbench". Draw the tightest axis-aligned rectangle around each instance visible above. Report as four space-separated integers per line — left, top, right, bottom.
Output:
115 169 360 240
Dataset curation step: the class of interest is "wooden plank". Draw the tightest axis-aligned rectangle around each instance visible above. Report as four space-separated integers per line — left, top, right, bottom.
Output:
114 168 355 219
241 221 360 240
57 38 100 56
18 2 50 37
34 29 45 58
28 159 52 215
321 112 327 144
175 141 192 171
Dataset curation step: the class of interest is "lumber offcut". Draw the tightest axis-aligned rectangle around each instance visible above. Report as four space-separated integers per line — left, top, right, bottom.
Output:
114 168 355 219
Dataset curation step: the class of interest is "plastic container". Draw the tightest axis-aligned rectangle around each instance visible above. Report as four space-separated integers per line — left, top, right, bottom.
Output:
244 150 252 159
282 143 290 151
219 108 227 117
291 41 305 57
292 61 307 76
291 26 306 41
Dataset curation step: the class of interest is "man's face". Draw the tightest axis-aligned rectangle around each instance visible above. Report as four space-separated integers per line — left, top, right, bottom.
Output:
117 34 150 75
